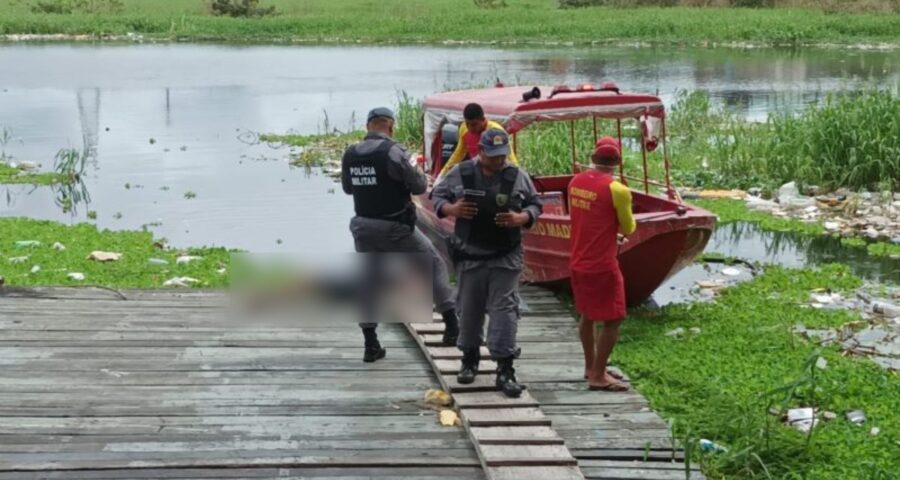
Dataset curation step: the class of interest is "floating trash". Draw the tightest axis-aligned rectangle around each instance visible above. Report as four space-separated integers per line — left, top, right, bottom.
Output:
52 242 66 251
699 439 728 453
176 255 203 265
689 327 702 335
162 276 199 287
67 272 85 281
29 265 40 274
847 410 866 424
148 258 169 266
870 427 880 436
721 267 741 276
786 408 818 433
815 357 828 370
8 256 28 264
87 251 122 262
664 327 685 338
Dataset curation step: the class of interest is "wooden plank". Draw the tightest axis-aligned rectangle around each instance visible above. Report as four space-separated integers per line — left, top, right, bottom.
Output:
410 322 445 334
580 467 701 479
442 374 499 393
0 455 481 471
434 359 498 374
462 408 550 427
470 426 563 445
479 444 576 467
428 346 491 359
571 449 684 461
488 466 585 480
0 467 487 479
454 391 539 409
422 334 448 346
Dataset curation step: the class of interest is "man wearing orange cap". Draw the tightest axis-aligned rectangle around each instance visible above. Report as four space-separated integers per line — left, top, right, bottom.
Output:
567 137 636 391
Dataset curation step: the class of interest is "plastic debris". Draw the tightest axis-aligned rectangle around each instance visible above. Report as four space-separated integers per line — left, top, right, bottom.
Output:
15 240 40 248
424 389 453 409
870 427 880 436
815 357 828 370
176 255 203 265
689 327 702 335
824 221 841 231
811 293 835 304
67 272 85 281
87 251 122 262
846 410 866 424
52 242 66 251
216 268 227 275
162 276 199 287
29 265 40 274
822 411 838 421
664 327 685 338
148 258 169 266
721 267 741 276
699 439 728 453
8 256 28 264
872 301 900 318
786 408 818 433
438 409 460 427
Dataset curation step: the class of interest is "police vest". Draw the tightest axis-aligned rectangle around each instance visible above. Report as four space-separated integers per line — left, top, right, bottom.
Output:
454 161 522 255
345 139 414 224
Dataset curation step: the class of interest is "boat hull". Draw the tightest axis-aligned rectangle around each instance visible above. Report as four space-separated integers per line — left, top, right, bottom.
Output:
414 189 715 306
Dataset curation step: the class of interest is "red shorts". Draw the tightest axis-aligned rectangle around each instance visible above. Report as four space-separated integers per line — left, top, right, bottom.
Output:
570 268 626 322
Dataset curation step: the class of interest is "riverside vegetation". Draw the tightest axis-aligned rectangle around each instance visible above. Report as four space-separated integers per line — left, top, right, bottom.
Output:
1 0 899 46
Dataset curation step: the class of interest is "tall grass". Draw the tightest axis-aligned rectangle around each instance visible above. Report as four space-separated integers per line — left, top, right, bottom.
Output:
1 0 898 45
516 89 900 193
668 89 900 192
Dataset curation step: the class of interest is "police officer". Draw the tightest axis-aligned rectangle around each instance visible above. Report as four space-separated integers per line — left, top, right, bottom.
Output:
342 107 459 362
431 128 542 397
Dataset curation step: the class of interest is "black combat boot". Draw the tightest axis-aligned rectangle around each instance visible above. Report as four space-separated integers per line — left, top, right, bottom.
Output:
362 327 386 363
456 348 480 384
496 356 525 398
441 309 459 346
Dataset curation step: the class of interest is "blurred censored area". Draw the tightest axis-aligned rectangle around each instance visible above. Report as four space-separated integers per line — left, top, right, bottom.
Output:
228 252 433 327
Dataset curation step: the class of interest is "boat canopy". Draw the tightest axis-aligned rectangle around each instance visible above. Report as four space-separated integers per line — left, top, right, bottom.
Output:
422 84 665 164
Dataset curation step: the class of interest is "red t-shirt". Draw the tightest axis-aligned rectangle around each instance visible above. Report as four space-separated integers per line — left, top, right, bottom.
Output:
462 130 481 159
568 170 620 273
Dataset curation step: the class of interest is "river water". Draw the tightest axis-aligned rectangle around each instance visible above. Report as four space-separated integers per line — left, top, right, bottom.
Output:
1 43 898 291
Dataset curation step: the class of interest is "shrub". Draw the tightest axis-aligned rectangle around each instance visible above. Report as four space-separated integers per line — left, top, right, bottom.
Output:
30 0 123 14
209 0 276 17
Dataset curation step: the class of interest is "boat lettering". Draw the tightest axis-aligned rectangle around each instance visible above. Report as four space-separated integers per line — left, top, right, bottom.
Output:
534 221 570 239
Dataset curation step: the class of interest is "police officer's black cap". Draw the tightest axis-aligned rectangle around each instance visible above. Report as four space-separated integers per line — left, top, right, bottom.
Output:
367 107 395 123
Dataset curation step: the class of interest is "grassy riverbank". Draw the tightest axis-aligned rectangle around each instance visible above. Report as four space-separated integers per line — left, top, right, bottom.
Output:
1 0 899 46
616 264 899 479
0 217 230 288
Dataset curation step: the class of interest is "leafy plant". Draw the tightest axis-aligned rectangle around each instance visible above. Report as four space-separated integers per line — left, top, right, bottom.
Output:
30 0 123 14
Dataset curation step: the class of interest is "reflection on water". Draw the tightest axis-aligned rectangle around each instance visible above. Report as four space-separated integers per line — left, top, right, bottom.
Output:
710 222 898 282
0 44 897 254
655 222 899 306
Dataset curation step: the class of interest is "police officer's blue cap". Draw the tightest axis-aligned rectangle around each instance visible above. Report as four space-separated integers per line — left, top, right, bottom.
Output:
479 128 510 157
367 107 395 123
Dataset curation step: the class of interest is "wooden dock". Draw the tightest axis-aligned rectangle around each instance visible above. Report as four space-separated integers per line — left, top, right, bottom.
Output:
0 287 484 479
0 286 703 479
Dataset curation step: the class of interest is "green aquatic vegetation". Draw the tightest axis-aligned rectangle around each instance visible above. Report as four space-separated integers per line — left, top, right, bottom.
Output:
616 264 897 480
1 0 898 46
0 162 68 185
0 217 232 288
692 198 824 235
841 237 900 259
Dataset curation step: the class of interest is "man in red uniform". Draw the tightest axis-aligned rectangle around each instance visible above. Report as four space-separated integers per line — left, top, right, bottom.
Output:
567 137 636 391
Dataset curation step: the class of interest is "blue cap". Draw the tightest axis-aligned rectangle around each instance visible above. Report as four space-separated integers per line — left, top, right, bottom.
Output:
367 107 395 122
479 128 510 157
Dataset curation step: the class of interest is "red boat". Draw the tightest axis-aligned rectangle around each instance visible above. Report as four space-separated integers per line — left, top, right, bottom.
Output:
413 83 716 306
